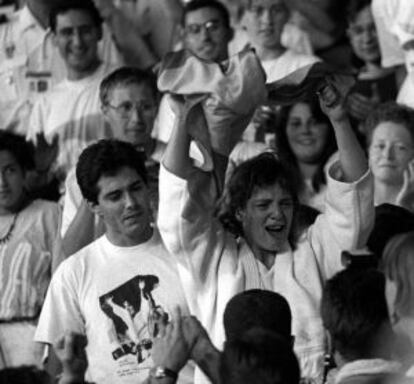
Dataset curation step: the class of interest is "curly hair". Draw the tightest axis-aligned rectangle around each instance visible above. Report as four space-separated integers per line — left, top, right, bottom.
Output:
216 152 299 246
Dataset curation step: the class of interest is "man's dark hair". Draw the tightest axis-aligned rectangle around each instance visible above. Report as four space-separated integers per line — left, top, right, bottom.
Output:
50 0 103 33
76 139 148 204
182 0 231 29
216 152 298 245
220 328 300 384
100 67 158 106
0 130 35 171
321 268 391 361
223 290 292 342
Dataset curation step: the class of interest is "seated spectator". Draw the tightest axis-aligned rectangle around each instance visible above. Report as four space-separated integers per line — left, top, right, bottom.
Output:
26 0 117 191
277 96 337 212
0 131 62 368
345 0 398 127
61 67 159 256
321 268 401 384
35 140 193 384
382 232 414 377
365 102 414 211
158 73 374 383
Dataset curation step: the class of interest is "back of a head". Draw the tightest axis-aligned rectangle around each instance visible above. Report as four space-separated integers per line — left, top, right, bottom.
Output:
0 366 51 384
223 289 292 342
382 231 414 319
76 139 147 205
220 327 300 384
321 268 391 361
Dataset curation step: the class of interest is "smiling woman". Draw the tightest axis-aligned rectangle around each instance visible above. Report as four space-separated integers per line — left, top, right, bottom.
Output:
0 131 62 368
277 97 337 212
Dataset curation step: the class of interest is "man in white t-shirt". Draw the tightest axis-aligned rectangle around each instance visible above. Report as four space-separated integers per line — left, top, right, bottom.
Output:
35 139 193 384
26 0 117 187
0 0 121 135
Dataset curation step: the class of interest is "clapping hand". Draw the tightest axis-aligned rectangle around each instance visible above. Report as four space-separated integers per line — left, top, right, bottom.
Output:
396 159 414 211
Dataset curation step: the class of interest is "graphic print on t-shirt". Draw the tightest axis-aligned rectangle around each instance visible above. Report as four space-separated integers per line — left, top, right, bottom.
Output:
99 274 169 369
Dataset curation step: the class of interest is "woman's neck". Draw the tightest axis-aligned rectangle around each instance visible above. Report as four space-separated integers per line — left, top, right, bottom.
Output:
255 45 286 62
298 162 319 182
374 180 401 206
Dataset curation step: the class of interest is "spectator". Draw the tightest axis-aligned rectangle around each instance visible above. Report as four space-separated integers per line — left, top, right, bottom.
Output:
345 0 398 126
26 0 117 190
219 328 300 384
277 96 337 212
382 232 414 377
61 67 159 257
0 0 121 135
365 102 414 211
35 140 193 384
321 268 401 384
158 76 374 383
0 131 62 368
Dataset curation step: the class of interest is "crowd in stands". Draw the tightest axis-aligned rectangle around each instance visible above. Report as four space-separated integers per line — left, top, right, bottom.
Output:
0 0 414 383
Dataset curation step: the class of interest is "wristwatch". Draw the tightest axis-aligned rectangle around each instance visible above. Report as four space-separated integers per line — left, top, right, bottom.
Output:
149 366 178 380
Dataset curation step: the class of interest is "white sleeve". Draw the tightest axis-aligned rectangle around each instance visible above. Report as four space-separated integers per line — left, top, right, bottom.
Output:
61 169 83 237
306 162 374 280
157 165 225 311
372 0 405 68
34 258 85 345
26 96 46 144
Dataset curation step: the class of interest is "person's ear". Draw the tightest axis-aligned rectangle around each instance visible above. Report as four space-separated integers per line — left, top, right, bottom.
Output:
87 199 103 218
235 208 245 223
227 26 235 43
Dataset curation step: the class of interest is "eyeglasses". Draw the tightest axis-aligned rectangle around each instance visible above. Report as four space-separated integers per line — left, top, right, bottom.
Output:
185 19 224 36
106 101 155 119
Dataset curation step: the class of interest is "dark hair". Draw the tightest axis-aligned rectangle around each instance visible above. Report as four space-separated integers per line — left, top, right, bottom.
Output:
0 366 51 384
0 130 35 171
346 0 371 23
278 98 336 194
223 290 292 342
50 0 103 33
321 268 390 360
100 67 158 106
220 328 300 384
216 152 298 244
182 0 231 29
76 139 148 204
365 102 414 146
382 231 414 318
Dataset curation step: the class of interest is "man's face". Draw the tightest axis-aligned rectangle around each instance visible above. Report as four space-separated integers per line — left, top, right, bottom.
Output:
0 150 25 215
237 182 294 255
53 9 101 75
183 6 232 62
103 84 157 149
244 0 289 51
92 166 152 246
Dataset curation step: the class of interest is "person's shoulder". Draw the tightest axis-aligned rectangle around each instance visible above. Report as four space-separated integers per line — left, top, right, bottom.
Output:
282 49 320 66
26 199 60 218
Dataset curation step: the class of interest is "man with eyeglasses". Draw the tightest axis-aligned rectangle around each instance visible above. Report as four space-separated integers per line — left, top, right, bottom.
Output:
25 0 118 193
152 0 234 163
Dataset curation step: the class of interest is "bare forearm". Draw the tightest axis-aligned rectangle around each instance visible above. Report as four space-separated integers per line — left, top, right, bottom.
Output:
331 117 368 182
